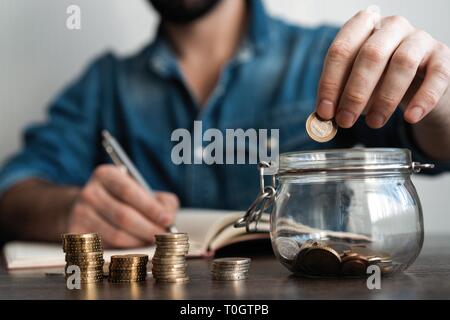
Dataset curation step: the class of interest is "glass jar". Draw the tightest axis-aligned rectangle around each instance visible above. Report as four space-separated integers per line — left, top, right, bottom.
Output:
235 148 434 277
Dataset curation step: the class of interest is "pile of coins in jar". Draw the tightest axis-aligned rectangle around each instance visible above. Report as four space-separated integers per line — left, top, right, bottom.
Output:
277 238 393 277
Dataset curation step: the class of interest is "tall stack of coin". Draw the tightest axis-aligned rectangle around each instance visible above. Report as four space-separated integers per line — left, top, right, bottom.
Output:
211 257 251 281
62 233 104 284
109 254 148 282
151 233 190 283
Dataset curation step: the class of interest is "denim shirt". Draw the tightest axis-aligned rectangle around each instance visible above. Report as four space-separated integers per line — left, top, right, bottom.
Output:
0 0 447 210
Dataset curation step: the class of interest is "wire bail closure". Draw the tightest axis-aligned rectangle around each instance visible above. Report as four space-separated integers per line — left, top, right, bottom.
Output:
234 162 276 233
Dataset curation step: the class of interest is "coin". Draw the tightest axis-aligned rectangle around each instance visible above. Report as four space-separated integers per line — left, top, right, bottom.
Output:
212 257 251 265
211 265 250 272
154 248 189 254
277 237 300 260
292 240 318 274
305 112 338 143
152 264 187 271
155 240 189 246
155 233 189 241
301 245 341 276
111 254 148 263
155 276 190 283
212 273 249 281
341 256 369 276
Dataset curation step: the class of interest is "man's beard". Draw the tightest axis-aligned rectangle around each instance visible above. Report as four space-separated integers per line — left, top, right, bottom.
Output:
148 0 222 24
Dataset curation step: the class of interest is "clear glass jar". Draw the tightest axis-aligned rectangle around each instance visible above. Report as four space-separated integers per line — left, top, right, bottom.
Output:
235 148 434 277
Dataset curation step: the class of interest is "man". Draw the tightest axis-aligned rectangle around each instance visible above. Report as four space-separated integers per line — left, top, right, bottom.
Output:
0 0 449 248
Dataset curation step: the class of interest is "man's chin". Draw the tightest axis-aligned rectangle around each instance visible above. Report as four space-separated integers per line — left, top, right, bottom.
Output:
148 0 222 24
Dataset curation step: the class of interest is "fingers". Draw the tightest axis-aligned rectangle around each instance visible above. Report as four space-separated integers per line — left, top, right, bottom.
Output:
94 165 168 226
79 180 165 242
404 43 450 123
366 30 435 128
316 10 382 120
69 202 146 248
156 192 180 211
336 16 415 128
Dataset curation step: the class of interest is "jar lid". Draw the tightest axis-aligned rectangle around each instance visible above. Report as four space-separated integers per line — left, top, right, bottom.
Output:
277 148 427 175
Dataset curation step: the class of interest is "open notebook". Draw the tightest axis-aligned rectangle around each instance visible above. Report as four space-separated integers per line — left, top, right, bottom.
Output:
3 209 269 270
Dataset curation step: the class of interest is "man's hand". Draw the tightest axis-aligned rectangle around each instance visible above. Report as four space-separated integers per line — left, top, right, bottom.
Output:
67 165 179 248
316 9 450 129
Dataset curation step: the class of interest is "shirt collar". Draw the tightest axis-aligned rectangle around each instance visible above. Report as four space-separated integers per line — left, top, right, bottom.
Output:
147 0 273 77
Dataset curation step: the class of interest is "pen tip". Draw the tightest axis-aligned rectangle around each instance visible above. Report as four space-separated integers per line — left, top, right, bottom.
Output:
102 130 111 139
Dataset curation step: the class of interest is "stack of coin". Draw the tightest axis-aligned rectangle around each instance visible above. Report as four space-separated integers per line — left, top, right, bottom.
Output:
151 233 190 283
211 257 251 281
62 233 104 284
109 254 148 282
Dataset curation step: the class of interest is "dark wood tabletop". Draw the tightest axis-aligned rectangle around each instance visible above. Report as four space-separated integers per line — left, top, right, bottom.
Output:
1 235 449 300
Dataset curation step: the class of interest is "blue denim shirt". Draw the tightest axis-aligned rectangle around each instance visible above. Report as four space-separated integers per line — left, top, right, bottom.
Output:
0 0 447 210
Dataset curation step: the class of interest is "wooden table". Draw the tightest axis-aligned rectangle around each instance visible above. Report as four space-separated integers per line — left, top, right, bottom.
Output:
1 235 449 300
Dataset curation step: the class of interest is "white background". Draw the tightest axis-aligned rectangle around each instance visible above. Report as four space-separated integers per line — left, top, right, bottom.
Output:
0 0 449 233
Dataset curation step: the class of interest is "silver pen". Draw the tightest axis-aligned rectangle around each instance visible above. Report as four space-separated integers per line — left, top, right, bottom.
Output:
101 130 178 233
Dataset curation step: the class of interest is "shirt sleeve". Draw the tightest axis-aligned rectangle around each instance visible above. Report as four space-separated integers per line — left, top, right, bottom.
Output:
0 54 114 197
333 109 450 175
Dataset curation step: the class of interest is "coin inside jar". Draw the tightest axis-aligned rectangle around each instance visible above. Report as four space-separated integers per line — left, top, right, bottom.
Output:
301 245 341 276
305 112 338 143
276 237 300 261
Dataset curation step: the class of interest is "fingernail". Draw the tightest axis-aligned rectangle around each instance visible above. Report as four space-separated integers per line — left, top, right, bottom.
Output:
367 112 386 128
408 106 424 122
336 109 356 128
317 100 335 119
158 211 170 225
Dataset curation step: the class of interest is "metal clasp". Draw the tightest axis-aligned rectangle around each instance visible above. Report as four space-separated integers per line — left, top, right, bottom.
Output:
234 162 276 233
412 162 435 173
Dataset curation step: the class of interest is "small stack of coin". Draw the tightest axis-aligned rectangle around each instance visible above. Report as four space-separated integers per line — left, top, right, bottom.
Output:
62 233 104 284
151 233 190 283
109 254 149 282
211 257 251 281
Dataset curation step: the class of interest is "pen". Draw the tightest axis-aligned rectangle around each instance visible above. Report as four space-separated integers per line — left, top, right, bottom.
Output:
101 130 178 234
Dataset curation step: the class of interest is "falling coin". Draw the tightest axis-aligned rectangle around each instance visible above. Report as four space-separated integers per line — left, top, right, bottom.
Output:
306 112 338 143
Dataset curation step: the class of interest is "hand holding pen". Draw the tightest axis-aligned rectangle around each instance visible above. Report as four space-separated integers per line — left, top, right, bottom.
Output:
102 130 178 234
65 131 179 248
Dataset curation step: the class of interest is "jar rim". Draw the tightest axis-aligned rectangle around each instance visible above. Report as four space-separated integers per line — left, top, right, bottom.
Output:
278 148 412 174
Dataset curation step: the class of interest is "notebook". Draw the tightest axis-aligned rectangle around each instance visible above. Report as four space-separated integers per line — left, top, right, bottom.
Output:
3 208 270 270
